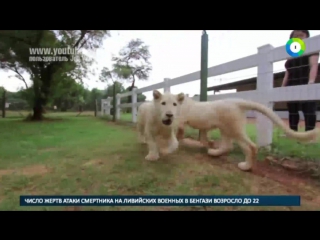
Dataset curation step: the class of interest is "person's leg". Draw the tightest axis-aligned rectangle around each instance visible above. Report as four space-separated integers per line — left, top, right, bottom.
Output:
287 102 299 131
301 101 317 131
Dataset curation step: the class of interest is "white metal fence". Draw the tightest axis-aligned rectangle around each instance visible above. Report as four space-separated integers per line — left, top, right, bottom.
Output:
101 34 320 147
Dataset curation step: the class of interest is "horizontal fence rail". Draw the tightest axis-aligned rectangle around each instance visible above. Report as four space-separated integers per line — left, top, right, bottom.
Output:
101 34 320 147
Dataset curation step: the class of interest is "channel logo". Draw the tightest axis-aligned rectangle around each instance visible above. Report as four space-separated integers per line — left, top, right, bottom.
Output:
286 38 305 57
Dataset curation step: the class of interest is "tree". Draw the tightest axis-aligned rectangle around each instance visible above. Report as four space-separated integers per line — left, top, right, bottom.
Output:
0 30 110 121
88 88 104 111
104 82 125 99
104 82 125 115
99 67 124 121
124 86 146 102
112 38 152 103
0 87 5 94
50 79 87 112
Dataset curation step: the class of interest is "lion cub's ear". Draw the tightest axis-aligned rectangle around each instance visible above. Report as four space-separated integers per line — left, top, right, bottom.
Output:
153 90 162 100
176 93 185 104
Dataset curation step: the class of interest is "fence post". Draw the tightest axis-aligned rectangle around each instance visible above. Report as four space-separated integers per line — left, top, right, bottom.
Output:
132 89 137 123
164 78 171 92
256 44 274 148
198 31 209 142
106 97 111 115
101 100 104 116
116 94 121 120
200 30 208 102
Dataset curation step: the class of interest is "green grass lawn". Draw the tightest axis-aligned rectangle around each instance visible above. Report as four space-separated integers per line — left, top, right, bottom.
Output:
4 110 95 119
1 112 320 211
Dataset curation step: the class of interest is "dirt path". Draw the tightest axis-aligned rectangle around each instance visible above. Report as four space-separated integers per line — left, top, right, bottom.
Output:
184 149 320 210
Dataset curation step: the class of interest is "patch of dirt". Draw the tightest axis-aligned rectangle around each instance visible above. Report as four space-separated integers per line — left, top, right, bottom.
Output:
39 147 59 153
82 159 105 167
251 160 320 208
188 137 319 186
81 156 122 171
188 152 320 208
253 161 310 187
206 151 320 205
265 156 320 176
177 138 320 206
0 165 49 177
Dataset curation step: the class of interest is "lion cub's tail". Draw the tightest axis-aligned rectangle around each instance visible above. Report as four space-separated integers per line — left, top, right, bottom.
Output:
237 100 319 142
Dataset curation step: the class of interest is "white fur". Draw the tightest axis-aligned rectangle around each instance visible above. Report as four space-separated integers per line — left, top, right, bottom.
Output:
177 97 320 171
137 90 185 161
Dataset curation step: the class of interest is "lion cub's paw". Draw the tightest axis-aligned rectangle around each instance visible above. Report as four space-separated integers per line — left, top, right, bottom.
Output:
238 162 252 171
169 138 179 152
160 148 170 155
145 153 159 161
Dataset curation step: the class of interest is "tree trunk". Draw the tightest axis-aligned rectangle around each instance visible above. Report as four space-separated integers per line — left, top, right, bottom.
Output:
94 99 98 117
127 75 136 113
32 96 44 121
112 83 116 122
31 77 45 121
1 90 6 118
30 66 52 121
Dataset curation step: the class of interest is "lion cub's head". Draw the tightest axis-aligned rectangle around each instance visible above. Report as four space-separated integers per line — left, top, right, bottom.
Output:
153 90 185 126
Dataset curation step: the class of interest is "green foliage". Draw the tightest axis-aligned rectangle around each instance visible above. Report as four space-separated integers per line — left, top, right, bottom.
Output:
0 30 110 119
0 87 31 110
98 38 151 118
112 38 152 88
50 80 87 111
0 86 5 94
105 82 125 97
99 67 124 121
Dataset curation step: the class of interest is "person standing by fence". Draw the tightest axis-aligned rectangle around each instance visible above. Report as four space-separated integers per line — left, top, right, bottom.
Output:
281 30 319 138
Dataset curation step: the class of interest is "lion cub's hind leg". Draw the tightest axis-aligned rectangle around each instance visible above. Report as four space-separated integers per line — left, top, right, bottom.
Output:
137 123 146 144
207 136 233 156
210 116 257 172
236 135 257 171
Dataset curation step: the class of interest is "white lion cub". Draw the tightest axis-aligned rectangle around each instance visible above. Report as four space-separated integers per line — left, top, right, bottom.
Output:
137 90 185 161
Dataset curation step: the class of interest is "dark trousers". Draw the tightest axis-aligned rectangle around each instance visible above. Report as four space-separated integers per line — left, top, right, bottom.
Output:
287 101 317 131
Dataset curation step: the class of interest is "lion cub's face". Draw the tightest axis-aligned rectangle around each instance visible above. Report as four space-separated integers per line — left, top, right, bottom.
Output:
153 90 185 126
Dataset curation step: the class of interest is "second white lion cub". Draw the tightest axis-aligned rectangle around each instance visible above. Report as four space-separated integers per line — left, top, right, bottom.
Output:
137 90 185 161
